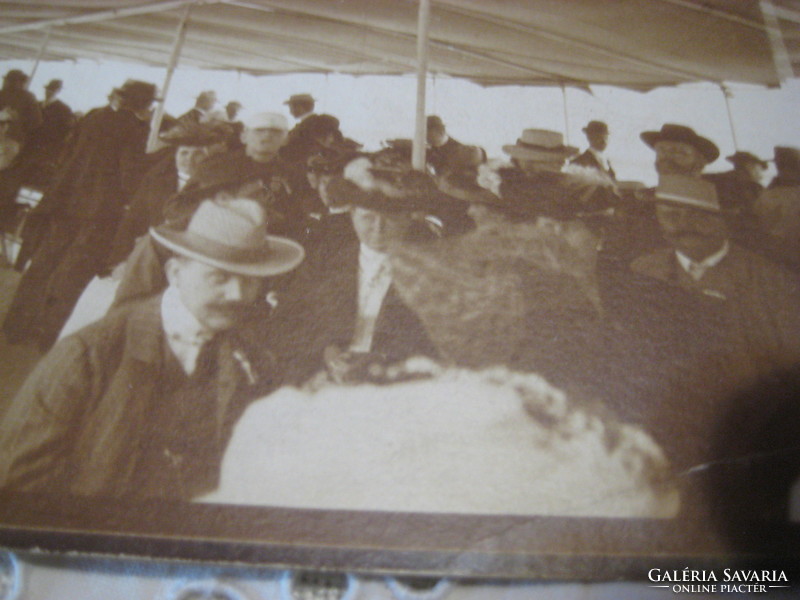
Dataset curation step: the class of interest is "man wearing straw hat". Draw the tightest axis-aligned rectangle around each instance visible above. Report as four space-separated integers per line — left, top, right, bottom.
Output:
0 198 304 501
632 175 800 379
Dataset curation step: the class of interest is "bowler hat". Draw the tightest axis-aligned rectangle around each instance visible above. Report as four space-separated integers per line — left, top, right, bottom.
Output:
503 129 578 161
294 113 340 138
726 151 767 169
151 198 304 277
427 115 445 130
640 124 719 163
654 175 720 213
583 120 608 135
284 93 315 105
44 79 62 91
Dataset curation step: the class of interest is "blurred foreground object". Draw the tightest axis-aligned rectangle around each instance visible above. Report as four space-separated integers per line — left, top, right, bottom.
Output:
204 364 679 518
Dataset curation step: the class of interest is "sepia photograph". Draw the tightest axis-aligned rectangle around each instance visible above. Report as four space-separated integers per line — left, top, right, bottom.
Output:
0 0 799 595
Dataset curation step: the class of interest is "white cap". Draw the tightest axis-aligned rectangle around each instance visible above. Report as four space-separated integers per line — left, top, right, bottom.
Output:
244 112 289 131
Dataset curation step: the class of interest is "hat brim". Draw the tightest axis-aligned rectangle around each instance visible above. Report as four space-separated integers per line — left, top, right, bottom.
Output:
502 144 578 161
726 154 767 169
150 227 305 277
652 193 721 213
640 131 720 163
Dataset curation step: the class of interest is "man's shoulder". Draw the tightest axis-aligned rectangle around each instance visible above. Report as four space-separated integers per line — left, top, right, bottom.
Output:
66 295 162 352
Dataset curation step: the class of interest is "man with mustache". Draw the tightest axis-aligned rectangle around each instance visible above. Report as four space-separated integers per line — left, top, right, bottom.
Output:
606 123 720 266
0 198 304 501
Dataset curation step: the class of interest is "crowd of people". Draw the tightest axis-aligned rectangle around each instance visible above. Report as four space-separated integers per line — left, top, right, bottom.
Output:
0 71 798 522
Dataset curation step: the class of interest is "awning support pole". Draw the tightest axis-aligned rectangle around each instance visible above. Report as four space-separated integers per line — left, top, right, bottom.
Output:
27 27 52 87
412 0 431 171
146 3 192 152
719 84 739 150
560 83 570 144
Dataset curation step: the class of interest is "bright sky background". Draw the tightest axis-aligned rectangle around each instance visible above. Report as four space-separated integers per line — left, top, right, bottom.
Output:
3 58 800 186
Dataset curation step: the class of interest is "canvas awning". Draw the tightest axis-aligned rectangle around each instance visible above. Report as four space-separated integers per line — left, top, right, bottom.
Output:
1 0 799 91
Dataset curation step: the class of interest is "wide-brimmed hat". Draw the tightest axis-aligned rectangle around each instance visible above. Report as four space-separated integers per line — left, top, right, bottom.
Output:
284 93 315 105
151 198 304 277
654 175 720 213
503 129 578 161
640 124 719 163
726 151 767 169
328 154 446 213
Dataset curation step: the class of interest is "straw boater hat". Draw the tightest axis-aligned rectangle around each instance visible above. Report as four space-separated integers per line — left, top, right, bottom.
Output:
502 129 578 161
151 198 304 277
654 175 721 213
640 123 720 163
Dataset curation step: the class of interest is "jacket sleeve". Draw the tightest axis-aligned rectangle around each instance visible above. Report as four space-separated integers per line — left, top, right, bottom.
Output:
0 336 94 493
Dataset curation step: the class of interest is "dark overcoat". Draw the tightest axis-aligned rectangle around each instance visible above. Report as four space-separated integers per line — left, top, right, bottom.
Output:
0 295 277 500
268 234 438 385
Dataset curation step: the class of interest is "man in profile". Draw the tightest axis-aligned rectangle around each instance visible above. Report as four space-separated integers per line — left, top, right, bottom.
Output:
0 198 304 501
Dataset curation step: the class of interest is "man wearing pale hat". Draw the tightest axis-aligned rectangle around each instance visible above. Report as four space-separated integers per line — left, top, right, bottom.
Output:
500 128 615 218
603 123 721 269
570 120 615 181
0 198 304 501
631 175 800 372
627 175 800 502
185 111 305 236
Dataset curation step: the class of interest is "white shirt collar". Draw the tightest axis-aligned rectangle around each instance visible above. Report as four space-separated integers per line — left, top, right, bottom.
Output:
177 170 191 190
161 286 215 374
676 240 730 281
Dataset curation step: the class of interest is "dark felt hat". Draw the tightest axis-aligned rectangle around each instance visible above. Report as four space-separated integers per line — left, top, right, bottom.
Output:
640 123 719 163
117 80 159 110
583 120 608 134
294 113 340 138
44 79 62 91
726 151 767 169
284 93 314 105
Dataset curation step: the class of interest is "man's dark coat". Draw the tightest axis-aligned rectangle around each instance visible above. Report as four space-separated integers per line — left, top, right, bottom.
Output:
0 295 277 500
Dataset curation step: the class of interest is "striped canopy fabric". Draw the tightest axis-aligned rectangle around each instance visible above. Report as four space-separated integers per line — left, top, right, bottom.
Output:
0 0 798 89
